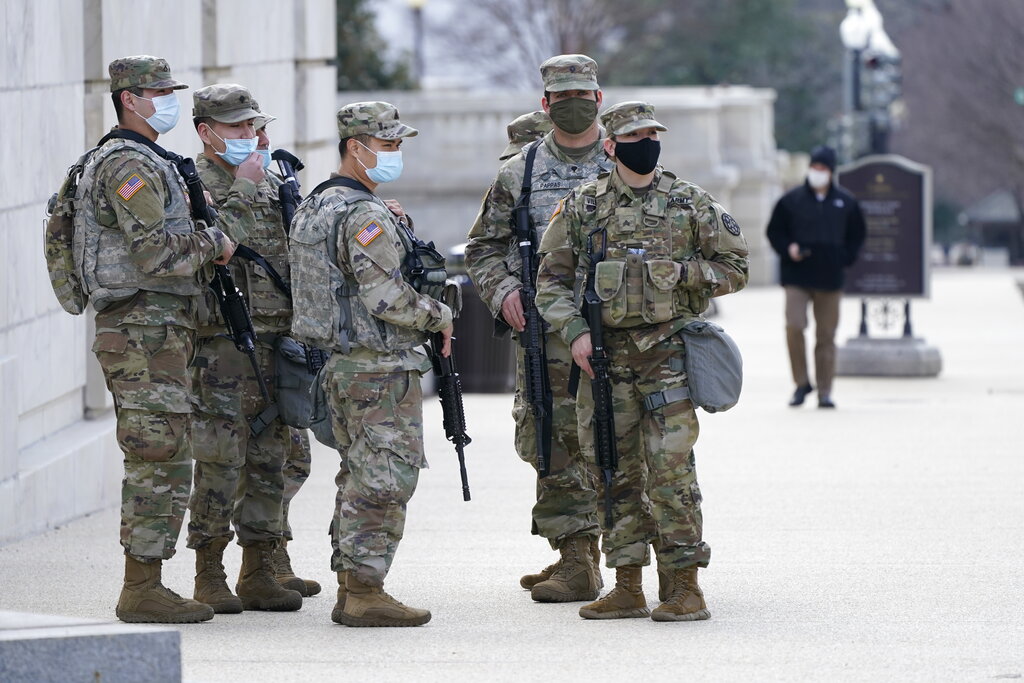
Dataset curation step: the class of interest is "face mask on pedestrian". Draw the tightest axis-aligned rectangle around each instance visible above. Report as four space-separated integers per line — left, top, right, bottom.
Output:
133 93 180 134
547 97 598 135
206 127 258 166
807 168 831 190
612 137 661 175
356 140 403 183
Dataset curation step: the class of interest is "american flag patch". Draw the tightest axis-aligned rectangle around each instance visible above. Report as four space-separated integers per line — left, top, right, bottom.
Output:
116 174 146 201
355 220 384 247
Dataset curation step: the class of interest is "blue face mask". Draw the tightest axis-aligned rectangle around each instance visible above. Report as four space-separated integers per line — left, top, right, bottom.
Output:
256 149 272 169
357 140 403 184
134 93 180 134
209 128 258 166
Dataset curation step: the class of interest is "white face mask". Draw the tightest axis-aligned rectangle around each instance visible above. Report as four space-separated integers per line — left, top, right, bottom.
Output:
133 93 181 134
807 168 831 190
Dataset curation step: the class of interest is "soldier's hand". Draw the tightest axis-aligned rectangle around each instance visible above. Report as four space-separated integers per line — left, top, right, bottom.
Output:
788 242 804 261
214 237 236 265
501 289 526 332
383 199 405 218
236 152 266 184
571 332 595 379
440 325 454 358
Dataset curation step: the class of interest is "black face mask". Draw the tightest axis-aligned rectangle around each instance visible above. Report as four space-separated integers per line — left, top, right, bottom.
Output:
613 137 661 175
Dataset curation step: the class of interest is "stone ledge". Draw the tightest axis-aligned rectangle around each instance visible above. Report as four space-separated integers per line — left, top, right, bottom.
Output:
836 336 943 377
0 610 180 683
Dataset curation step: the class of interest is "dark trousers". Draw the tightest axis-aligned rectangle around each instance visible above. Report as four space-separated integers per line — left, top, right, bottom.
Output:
784 286 841 397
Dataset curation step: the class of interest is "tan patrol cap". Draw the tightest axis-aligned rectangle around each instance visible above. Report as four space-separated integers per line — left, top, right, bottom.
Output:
600 101 668 136
192 84 263 124
108 55 188 92
336 101 418 140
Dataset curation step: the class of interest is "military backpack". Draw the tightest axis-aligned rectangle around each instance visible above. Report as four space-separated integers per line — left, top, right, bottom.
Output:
44 149 97 314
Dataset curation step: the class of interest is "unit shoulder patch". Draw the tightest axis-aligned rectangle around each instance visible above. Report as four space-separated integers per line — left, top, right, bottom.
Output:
722 212 742 236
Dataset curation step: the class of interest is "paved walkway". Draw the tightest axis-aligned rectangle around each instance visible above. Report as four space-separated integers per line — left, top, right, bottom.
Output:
2 268 1023 682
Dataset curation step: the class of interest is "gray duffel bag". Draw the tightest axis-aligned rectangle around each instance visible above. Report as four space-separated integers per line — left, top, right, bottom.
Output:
680 319 743 413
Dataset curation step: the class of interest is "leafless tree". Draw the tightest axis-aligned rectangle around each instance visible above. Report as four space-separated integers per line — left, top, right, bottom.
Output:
890 0 1024 207
436 0 621 88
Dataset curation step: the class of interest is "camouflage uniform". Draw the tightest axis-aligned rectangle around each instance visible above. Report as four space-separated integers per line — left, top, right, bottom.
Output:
88 58 228 562
289 102 451 589
185 84 294 551
535 102 749 573
499 110 552 161
466 56 610 553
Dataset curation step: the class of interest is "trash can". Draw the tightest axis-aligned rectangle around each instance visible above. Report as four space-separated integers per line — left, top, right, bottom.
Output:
448 244 516 393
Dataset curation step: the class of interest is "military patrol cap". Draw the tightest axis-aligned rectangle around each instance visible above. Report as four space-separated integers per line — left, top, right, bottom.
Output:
192 84 263 124
600 101 668 136
108 55 188 92
540 54 599 92
336 101 418 140
500 110 552 160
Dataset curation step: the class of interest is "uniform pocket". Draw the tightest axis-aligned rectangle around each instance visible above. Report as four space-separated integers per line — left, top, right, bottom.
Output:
595 260 627 326
116 409 190 463
642 259 681 323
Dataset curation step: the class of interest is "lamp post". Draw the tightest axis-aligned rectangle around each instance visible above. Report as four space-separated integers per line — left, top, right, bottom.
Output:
408 0 427 86
839 0 870 161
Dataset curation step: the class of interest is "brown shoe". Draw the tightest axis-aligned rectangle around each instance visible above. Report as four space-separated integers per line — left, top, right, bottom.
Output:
194 538 243 614
236 541 303 611
651 566 711 622
336 573 431 627
116 555 214 624
579 566 649 619
330 571 349 624
530 535 600 603
657 562 672 602
272 540 322 597
520 558 560 590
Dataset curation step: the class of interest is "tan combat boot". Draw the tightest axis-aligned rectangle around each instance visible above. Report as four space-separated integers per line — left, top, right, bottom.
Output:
330 571 349 624
579 565 650 619
116 555 214 624
530 535 600 603
520 558 560 590
335 573 431 627
272 540 322 597
657 562 672 602
651 566 711 622
194 538 243 614
235 541 303 611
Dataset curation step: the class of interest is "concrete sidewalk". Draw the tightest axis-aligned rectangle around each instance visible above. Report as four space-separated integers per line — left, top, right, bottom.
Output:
1 267 1022 682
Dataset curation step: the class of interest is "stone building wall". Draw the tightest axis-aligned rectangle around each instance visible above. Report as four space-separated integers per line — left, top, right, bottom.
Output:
0 0 337 544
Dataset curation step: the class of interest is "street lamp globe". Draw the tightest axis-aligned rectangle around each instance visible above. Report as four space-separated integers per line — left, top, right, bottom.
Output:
840 8 871 50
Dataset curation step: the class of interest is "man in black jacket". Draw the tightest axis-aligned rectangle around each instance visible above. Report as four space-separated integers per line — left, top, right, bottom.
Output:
767 145 866 408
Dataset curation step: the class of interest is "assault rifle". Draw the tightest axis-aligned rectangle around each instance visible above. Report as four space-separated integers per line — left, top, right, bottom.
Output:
512 142 553 477
429 333 472 501
271 149 304 232
178 158 273 432
584 229 618 528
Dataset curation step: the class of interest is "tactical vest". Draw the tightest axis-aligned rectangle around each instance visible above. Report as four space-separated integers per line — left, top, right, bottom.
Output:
199 172 292 337
580 170 708 327
289 182 441 355
524 139 613 242
74 139 203 311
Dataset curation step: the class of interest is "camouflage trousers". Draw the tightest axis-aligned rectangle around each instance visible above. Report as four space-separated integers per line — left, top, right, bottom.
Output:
282 428 312 541
186 336 289 548
326 369 425 588
576 330 710 570
513 331 600 547
92 323 195 561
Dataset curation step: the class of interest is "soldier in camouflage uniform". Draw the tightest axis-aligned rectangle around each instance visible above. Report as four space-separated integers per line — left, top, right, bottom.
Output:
499 110 552 161
288 101 453 627
252 112 321 597
466 54 609 602
185 84 315 613
535 102 749 621
83 56 235 623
